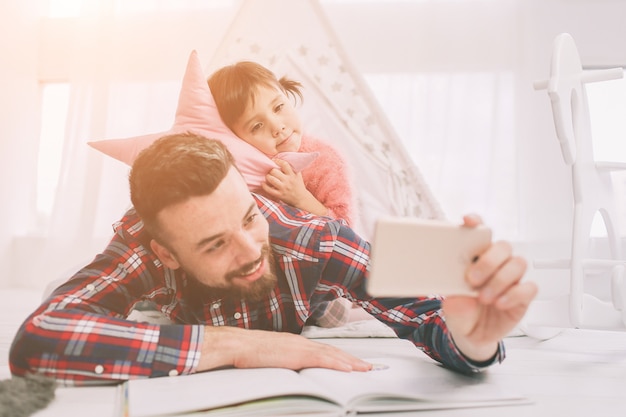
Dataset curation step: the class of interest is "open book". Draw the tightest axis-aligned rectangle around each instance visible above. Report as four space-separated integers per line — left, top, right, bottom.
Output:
126 357 530 417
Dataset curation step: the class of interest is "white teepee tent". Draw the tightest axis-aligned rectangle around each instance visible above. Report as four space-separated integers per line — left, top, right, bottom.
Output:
206 0 444 240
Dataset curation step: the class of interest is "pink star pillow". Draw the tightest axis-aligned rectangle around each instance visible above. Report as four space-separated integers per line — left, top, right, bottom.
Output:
88 50 317 191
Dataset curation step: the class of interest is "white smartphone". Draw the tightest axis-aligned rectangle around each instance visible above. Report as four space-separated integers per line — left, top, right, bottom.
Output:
366 217 492 297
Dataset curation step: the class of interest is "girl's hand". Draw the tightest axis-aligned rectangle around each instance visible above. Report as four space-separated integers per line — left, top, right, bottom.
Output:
262 159 308 204
261 159 329 217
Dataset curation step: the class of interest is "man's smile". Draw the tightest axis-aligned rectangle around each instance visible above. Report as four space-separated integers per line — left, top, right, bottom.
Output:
229 256 267 283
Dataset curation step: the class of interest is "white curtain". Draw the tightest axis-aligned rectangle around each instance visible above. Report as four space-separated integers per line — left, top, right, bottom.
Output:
364 72 518 236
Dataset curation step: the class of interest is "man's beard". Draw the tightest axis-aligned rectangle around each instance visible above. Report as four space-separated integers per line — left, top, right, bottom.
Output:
195 244 278 303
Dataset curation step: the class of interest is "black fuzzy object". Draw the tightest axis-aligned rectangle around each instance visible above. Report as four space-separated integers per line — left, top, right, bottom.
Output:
0 374 56 417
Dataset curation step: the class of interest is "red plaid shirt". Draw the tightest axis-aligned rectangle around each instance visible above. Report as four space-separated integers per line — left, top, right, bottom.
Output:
10 194 504 386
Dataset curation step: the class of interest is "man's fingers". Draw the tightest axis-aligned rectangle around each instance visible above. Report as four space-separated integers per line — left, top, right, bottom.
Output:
477 256 528 304
466 240 514 288
494 280 538 311
232 330 372 372
309 344 373 372
462 214 483 227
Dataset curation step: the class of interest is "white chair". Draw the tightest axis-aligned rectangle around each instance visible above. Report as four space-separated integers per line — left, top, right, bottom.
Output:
533 33 626 328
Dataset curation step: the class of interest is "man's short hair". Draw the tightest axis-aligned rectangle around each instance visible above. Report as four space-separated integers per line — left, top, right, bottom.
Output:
129 132 236 239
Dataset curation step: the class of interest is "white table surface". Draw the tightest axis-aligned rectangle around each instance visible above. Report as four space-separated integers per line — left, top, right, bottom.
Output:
318 330 625 417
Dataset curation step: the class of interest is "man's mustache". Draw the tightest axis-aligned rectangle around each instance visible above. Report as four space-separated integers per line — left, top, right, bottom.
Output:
225 245 269 281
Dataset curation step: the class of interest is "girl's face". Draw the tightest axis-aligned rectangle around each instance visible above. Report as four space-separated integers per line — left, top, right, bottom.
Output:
230 85 302 156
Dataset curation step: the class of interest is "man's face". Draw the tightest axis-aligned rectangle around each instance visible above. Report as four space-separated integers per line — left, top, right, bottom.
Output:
151 167 275 301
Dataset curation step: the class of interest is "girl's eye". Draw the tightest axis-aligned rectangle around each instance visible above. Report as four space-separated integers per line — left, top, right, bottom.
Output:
274 103 284 113
251 123 262 133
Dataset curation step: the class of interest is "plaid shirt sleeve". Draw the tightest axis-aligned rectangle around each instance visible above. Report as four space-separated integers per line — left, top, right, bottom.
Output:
9 209 204 386
298 212 506 375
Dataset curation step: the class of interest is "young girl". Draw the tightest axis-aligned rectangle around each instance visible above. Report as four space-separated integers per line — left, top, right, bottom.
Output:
208 61 361 327
207 61 356 229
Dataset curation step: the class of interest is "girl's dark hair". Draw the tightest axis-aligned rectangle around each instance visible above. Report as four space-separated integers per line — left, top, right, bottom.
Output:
129 132 236 240
207 61 303 128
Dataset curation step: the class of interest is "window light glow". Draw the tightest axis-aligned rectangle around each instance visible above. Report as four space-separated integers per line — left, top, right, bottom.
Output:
37 83 70 220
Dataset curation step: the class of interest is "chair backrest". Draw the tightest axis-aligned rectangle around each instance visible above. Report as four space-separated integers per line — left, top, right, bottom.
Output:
535 33 623 205
546 33 582 166
532 33 626 329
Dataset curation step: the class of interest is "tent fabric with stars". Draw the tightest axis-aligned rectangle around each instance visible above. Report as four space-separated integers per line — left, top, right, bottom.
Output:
206 0 444 239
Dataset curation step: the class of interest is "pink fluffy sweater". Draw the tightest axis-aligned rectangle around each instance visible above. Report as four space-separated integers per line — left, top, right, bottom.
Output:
298 134 356 227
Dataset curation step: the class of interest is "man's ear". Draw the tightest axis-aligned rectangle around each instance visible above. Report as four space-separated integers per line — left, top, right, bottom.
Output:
150 239 181 269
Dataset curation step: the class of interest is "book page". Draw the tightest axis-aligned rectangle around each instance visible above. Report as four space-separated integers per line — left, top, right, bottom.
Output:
127 367 339 417
128 356 529 417
182 397 341 417
300 357 529 413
